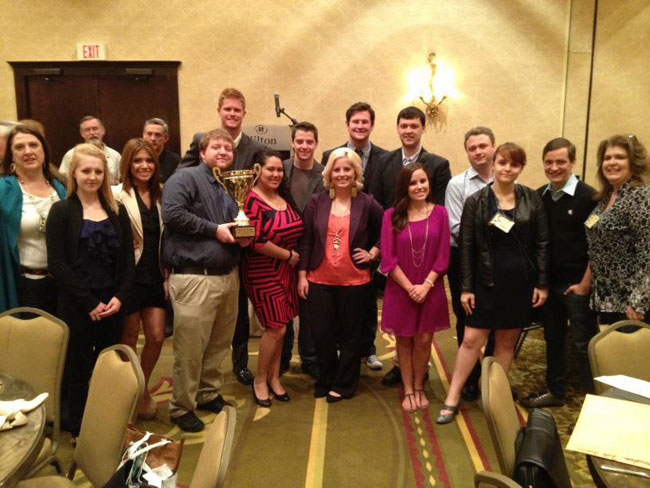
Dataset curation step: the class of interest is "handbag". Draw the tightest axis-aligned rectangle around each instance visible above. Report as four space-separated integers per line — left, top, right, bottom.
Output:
102 423 184 488
512 409 572 488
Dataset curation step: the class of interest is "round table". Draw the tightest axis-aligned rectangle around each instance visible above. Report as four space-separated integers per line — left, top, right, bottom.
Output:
0 372 46 488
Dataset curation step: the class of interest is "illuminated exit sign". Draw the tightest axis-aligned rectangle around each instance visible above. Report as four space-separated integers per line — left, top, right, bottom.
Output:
76 43 107 60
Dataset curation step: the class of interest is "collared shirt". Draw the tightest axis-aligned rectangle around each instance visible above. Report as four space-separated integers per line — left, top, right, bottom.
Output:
347 141 371 171
233 131 243 149
60 144 121 183
161 162 240 269
445 166 492 247
401 146 422 166
542 173 579 201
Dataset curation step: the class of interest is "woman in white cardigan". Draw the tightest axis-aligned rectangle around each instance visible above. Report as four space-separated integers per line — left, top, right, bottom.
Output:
114 138 166 419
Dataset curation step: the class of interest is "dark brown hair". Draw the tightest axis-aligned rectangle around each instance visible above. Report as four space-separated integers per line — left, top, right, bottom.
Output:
494 142 527 166
1 125 60 183
595 134 648 200
391 163 434 231
120 138 162 204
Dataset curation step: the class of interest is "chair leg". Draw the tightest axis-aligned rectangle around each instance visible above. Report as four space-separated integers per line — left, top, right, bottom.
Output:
67 460 77 480
52 457 63 474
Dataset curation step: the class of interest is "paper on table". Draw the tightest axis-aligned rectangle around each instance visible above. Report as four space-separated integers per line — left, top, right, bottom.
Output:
567 394 650 470
595 375 650 399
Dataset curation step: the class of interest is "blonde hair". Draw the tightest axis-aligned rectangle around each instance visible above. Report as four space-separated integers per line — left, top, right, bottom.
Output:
322 147 363 198
67 143 118 212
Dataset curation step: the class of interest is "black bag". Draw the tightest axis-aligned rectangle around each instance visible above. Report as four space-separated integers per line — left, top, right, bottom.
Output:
512 408 572 488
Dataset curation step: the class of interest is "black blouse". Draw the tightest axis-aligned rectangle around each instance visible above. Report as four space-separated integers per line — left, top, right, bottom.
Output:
134 189 162 284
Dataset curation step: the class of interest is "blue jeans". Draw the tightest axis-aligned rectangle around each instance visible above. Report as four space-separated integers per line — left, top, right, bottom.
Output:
542 285 598 397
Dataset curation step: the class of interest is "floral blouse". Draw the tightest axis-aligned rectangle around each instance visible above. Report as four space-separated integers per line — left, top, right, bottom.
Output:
585 182 650 314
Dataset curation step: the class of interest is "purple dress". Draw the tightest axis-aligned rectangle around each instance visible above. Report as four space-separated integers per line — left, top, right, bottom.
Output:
380 206 450 336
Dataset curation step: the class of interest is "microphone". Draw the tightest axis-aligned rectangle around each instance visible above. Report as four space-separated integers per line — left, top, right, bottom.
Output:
274 93 281 117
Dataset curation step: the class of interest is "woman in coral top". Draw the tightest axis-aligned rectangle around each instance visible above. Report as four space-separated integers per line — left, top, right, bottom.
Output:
380 163 450 412
298 148 383 402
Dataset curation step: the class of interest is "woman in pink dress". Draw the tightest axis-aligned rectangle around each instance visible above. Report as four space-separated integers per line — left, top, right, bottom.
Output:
380 163 450 412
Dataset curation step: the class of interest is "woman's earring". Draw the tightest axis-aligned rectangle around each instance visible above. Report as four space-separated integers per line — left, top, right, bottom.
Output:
10 163 16 173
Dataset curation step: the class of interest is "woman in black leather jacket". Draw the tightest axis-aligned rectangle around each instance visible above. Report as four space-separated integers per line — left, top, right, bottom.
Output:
437 142 549 424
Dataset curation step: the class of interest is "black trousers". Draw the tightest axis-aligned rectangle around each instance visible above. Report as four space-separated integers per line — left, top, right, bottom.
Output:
448 247 495 389
60 296 123 436
16 274 58 317
282 297 317 369
231 270 250 371
542 285 598 397
309 281 369 397
358 266 380 357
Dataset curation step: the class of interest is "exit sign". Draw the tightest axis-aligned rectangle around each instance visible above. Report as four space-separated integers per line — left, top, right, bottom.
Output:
76 43 107 60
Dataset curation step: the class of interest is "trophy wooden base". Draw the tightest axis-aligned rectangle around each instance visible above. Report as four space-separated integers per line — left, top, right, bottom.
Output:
233 225 256 239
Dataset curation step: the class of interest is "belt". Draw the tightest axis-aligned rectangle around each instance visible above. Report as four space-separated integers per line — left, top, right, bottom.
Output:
20 266 50 276
171 266 233 276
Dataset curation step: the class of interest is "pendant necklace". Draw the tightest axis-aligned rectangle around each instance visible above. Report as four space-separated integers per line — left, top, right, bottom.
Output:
407 204 430 268
19 178 55 233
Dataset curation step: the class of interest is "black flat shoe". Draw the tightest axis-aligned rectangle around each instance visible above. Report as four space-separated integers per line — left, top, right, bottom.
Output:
267 382 290 402
252 383 271 408
326 393 344 404
171 411 205 432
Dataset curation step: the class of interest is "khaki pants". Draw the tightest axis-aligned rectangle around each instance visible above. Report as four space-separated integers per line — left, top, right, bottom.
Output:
168 269 239 417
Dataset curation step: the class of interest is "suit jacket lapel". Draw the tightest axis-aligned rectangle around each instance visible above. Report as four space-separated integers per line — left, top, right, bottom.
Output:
317 194 332 251
120 188 143 242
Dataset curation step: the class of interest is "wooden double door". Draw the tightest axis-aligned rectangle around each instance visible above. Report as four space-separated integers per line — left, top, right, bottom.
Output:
10 61 181 166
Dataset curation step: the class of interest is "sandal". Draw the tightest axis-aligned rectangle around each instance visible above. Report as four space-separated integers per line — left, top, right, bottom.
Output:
436 403 460 424
402 393 417 413
414 389 429 410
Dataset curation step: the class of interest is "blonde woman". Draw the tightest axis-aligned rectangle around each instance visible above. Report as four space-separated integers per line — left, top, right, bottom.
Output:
298 148 383 402
47 143 134 436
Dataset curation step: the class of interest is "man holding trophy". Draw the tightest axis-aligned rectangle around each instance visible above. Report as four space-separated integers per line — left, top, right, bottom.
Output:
162 128 254 432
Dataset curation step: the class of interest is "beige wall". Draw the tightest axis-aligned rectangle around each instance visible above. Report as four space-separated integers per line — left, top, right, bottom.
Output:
1 0 648 189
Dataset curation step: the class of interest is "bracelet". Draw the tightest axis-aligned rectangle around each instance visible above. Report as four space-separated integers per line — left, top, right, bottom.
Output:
424 278 434 288
287 249 294 261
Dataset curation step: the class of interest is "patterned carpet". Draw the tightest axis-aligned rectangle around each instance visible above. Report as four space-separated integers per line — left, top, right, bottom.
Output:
43 298 597 487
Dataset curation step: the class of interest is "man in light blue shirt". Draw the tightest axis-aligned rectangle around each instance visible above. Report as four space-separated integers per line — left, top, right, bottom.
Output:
444 126 495 401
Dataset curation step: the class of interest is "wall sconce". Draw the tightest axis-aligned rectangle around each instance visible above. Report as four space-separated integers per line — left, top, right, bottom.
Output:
405 52 455 127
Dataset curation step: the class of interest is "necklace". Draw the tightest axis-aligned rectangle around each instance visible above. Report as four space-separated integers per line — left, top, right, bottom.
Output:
19 177 54 233
407 204 430 268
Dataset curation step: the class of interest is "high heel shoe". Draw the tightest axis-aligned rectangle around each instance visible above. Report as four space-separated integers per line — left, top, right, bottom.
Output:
267 382 290 402
252 383 271 408
436 403 460 424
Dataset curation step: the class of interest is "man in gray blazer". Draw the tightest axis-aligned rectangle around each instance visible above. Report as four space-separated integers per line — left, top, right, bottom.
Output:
178 88 265 171
282 121 324 379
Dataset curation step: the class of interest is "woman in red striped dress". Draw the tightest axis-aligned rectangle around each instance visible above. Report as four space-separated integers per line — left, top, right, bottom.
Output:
242 151 303 407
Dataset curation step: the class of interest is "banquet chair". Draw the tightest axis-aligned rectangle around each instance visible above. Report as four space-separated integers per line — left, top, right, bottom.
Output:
588 319 650 393
190 405 237 488
0 307 69 476
18 344 144 487
475 471 523 488
480 357 522 476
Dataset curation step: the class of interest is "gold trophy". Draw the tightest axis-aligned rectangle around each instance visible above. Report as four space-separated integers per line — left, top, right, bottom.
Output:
213 164 261 239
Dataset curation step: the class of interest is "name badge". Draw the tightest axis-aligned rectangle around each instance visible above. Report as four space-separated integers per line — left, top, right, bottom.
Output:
489 213 514 233
584 214 599 228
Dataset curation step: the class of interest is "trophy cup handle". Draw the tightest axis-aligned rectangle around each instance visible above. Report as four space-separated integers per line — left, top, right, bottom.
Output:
212 167 226 190
252 163 262 186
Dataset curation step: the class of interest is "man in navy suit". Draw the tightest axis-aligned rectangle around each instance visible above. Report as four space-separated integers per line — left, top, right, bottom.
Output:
321 102 388 371
178 88 265 171
371 106 451 386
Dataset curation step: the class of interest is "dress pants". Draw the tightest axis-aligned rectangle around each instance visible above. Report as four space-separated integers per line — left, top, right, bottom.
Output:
309 282 369 397
358 265 380 357
282 297 317 370
60 292 122 436
168 270 238 418
231 270 250 372
448 247 494 389
16 274 58 317
542 285 598 397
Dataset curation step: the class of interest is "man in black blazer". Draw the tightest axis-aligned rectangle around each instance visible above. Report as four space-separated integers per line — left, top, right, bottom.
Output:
370 106 451 209
282 122 324 379
143 117 181 183
321 102 387 194
321 102 388 371
177 88 265 171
